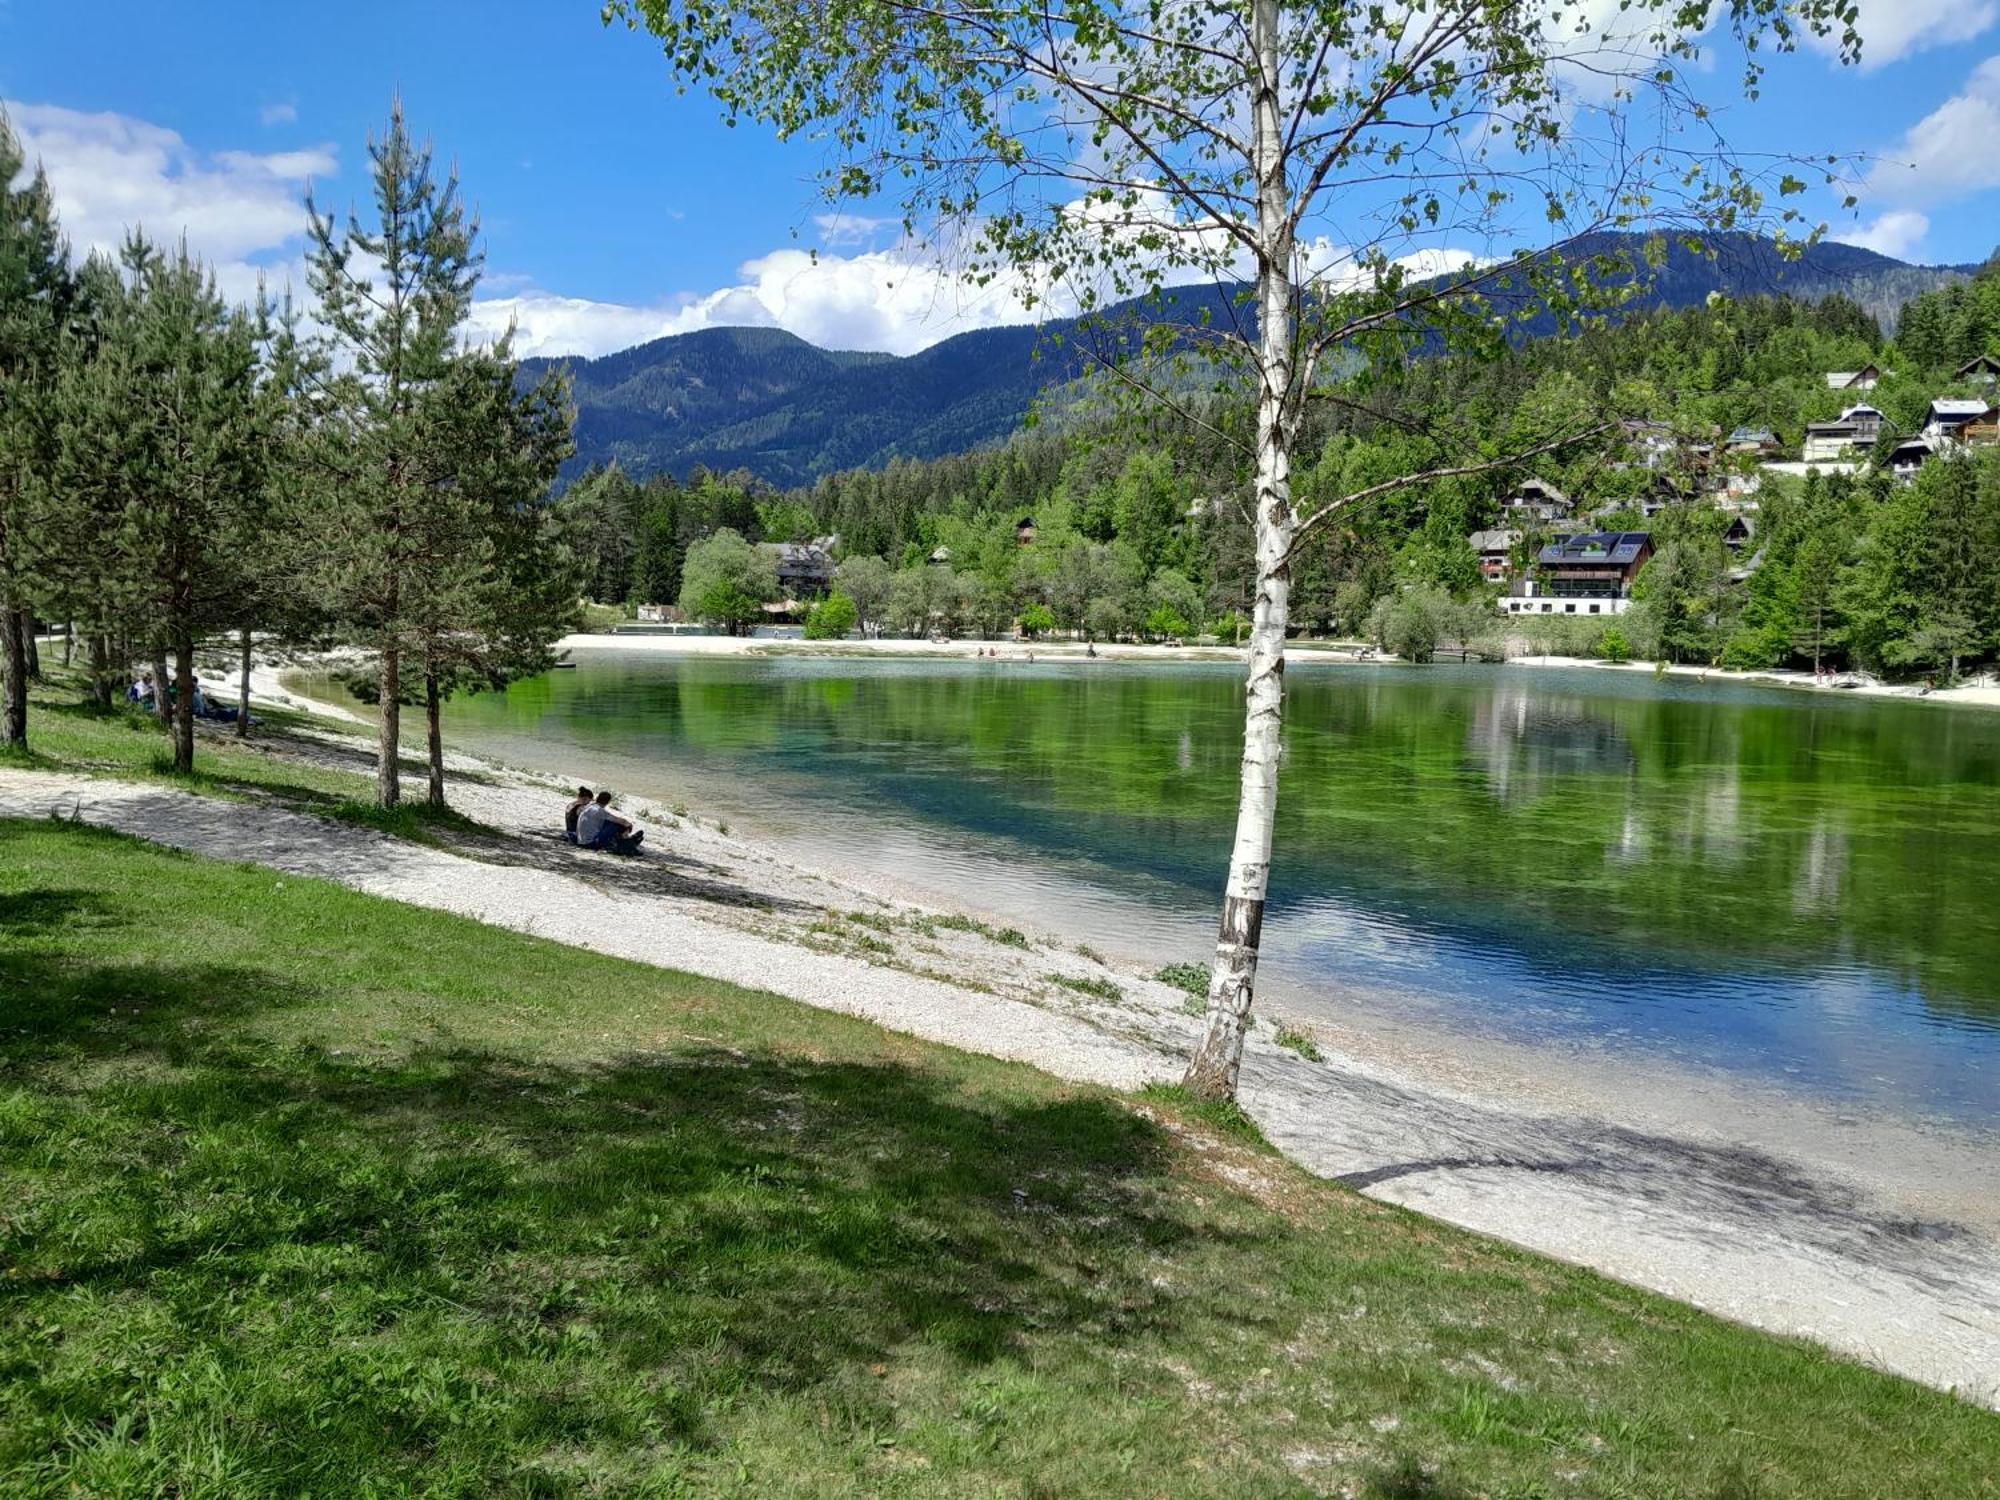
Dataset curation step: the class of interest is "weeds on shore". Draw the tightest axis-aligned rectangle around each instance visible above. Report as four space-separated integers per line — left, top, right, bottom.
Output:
1044 972 1123 1002
1274 1025 1325 1063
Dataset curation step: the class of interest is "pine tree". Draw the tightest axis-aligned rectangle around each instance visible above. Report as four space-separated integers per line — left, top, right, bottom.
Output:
0 113 76 749
301 102 484 808
406 340 579 807
54 237 264 773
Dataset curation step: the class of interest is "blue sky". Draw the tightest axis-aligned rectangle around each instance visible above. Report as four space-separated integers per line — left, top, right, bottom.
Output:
5 1 1999 357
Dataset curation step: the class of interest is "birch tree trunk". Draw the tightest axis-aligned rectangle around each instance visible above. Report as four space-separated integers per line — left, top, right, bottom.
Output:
236 628 252 737
1183 0 1295 1101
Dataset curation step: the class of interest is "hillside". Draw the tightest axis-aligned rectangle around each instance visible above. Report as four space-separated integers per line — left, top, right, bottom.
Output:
529 234 1973 488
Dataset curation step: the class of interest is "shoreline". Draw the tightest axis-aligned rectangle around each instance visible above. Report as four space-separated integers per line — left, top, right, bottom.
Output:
552 631 2000 709
168 661 1995 1403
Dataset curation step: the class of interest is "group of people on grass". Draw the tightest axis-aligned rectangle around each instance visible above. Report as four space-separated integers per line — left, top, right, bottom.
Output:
564 785 644 856
126 670 250 724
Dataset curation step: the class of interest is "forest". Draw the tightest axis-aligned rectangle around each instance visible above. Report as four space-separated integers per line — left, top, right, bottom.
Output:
558 258 2000 680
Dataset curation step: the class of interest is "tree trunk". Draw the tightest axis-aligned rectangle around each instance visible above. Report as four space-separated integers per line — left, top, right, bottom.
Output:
62 621 73 669
172 634 196 775
237 628 252 738
1183 0 1296 1102
425 670 446 809
1 601 27 750
21 611 40 680
90 634 114 710
376 642 402 808
152 645 173 727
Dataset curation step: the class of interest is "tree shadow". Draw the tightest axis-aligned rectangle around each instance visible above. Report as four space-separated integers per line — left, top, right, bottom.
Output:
2 935 1240 1478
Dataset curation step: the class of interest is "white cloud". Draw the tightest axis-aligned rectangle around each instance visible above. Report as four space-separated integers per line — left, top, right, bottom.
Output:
1809 0 2000 70
6 99 329 302
259 102 298 127
1860 55 2000 208
1834 209 1931 258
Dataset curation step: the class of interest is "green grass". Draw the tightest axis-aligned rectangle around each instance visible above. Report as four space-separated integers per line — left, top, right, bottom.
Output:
1275 1025 1325 1063
1043 972 1123 1002
1 821 1995 1496
1155 962 1210 997
6 672 376 811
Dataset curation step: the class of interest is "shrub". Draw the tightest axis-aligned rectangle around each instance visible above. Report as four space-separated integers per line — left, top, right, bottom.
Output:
1018 602 1056 638
1599 625 1632 664
803 591 858 640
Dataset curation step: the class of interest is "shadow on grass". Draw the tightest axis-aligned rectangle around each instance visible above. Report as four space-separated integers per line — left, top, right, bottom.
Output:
0 930 1227 1487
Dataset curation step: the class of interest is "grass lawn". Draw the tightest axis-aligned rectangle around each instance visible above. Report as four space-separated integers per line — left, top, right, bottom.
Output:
1 820 1994 1497
0 673 479 841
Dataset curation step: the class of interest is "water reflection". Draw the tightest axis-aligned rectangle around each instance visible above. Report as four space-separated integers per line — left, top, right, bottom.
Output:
366 655 2000 1124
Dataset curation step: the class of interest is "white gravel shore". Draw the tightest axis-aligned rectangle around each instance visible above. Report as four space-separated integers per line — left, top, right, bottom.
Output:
8 667 1999 1408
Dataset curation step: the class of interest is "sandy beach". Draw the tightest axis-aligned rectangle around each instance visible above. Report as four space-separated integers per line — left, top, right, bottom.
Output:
12 656 1999 1408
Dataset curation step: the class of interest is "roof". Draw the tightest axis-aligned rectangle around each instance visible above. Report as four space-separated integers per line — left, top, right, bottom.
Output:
1954 354 2000 375
1728 426 1777 443
1825 365 1880 388
1839 403 1883 421
771 541 834 570
1803 419 1857 436
1929 399 1991 419
1535 531 1652 568
1467 529 1519 552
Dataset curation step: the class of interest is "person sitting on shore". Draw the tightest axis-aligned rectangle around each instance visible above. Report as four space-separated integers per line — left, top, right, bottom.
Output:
128 671 154 705
575 790 645 855
564 785 593 843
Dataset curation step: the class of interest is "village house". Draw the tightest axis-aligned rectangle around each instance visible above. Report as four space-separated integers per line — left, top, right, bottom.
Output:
1499 476 1572 522
1890 434 1937 481
1924 398 1994 443
1501 531 1653 617
1015 515 1037 545
1726 425 1781 456
1801 403 1885 462
1824 363 1882 392
1467 528 1520 582
1953 354 2000 387
771 538 838 599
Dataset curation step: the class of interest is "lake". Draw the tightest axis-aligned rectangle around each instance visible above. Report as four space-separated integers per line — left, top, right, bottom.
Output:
351 652 2000 1128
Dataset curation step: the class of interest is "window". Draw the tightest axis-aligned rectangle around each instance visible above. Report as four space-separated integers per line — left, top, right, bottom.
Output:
1540 603 1551 613
1565 604 1576 614
1589 604 1601 614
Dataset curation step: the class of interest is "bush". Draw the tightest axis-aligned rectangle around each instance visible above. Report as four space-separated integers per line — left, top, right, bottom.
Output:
1018 602 1056 638
1145 605 1191 641
803 591 858 640
1599 625 1632 664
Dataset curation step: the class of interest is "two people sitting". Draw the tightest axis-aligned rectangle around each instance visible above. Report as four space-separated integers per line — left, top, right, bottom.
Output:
125 671 248 723
565 785 645 855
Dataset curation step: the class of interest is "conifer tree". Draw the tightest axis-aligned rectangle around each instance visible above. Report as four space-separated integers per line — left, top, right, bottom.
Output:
56 237 264 773
302 102 482 808
0 113 76 750
406 339 579 807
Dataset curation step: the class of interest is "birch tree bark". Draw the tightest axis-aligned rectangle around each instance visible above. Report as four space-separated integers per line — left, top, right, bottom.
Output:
1186 0 1294 1097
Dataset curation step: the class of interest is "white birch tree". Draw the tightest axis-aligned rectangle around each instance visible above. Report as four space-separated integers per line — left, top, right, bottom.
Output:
612 0 1860 1097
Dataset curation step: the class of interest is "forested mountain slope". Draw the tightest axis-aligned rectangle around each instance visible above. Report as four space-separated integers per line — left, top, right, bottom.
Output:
528 235 1975 487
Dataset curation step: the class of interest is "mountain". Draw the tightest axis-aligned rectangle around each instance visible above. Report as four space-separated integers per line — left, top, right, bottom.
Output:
527 234 1974 489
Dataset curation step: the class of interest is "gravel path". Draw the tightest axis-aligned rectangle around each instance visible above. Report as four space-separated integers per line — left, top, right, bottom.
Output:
6 760 1998 1409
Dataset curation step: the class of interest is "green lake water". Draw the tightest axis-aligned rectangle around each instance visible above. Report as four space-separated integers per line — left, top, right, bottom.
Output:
358 653 2000 1127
